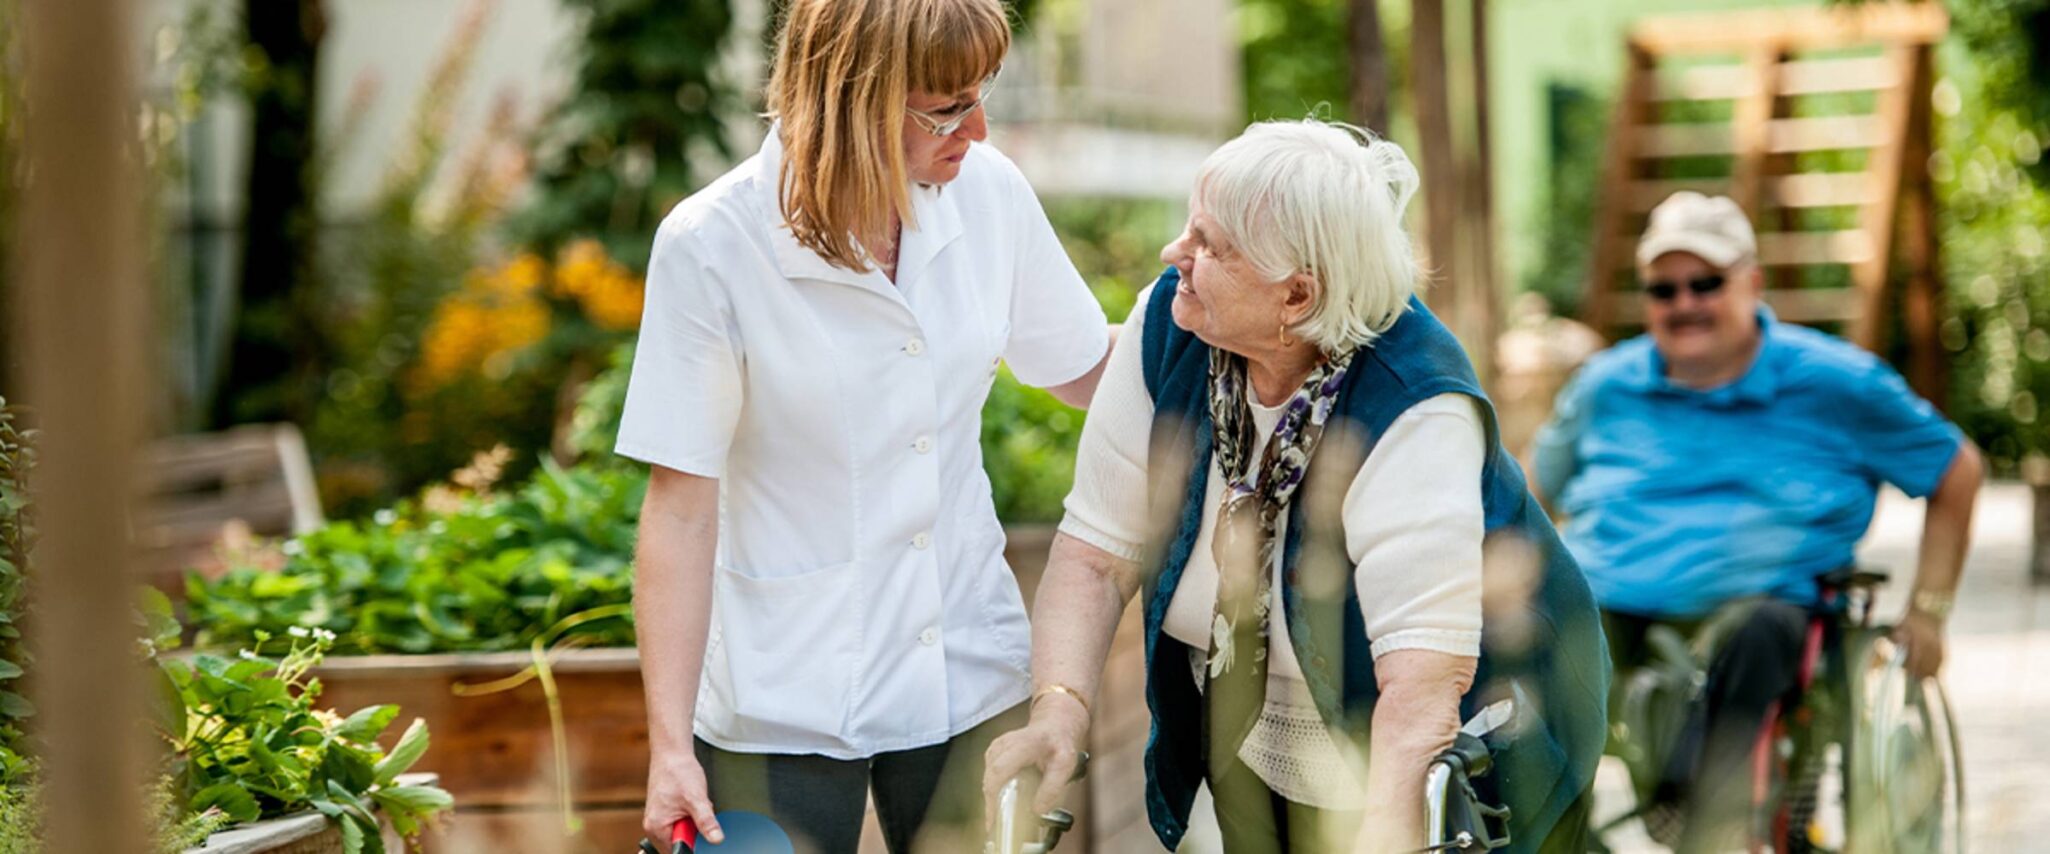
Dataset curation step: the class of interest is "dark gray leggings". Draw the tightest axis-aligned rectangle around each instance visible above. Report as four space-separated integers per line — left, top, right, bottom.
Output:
693 704 1026 854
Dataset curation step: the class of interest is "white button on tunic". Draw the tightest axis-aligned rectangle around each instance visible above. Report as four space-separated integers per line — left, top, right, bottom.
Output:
616 130 1109 758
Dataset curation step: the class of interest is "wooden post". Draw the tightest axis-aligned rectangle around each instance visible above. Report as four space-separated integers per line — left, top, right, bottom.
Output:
2034 483 2050 586
1897 151 1946 392
1853 46 1924 354
1896 44 1947 407
1409 0 1501 375
1461 0 1497 384
1411 0 1461 338
14 0 150 849
1729 47 1788 292
1349 0 1391 134
1730 47 1784 225
1583 45 1654 335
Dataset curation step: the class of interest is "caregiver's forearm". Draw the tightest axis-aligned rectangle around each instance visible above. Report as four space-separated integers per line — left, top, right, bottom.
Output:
1028 532 1142 712
632 467 722 756
1358 650 1477 849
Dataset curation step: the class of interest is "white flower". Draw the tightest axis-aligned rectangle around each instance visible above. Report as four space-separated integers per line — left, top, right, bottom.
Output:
313 628 337 643
238 649 258 661
282 540 304 556
287 626 311 639
374 509 398 526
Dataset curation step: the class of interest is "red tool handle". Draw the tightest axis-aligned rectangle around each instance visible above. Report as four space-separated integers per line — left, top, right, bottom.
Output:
670 818 698 852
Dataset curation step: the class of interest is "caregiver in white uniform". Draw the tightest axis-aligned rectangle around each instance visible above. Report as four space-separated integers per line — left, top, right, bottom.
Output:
616 0 1111 851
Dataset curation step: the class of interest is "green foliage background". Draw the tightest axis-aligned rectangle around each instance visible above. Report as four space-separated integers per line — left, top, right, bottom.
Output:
1938 0 2050 475
985 198 1175 522
510 0 736 270
307 0 738 517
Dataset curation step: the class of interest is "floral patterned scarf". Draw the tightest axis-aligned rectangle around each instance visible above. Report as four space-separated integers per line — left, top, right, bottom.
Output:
1203 343 1355 751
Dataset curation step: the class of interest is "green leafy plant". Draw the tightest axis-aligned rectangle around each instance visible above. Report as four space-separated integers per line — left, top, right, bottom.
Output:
563 342 636 463
187 459 644 655
0 399 33 784
142 591 453 853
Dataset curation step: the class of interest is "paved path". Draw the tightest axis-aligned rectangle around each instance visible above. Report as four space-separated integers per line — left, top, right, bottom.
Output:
1594 481 2044 852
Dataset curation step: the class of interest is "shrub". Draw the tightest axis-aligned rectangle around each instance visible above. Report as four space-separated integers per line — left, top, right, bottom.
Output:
144 591 453 853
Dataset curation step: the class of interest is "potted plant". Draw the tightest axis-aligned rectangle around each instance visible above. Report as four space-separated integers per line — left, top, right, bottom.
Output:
145 591 453 854
0 399 453 853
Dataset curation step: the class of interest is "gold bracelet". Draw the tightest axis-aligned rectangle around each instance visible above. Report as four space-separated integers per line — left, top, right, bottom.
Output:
1911 589 1956 621
1031 683 1091 718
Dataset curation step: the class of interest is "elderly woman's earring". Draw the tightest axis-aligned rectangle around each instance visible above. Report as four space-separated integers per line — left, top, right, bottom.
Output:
1278 321 1297 347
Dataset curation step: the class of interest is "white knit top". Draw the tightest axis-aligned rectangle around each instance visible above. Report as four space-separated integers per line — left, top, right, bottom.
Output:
1059 288 1487 808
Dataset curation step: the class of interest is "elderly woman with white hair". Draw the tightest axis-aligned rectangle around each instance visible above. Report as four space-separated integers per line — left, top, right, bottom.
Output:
982 119 1609 853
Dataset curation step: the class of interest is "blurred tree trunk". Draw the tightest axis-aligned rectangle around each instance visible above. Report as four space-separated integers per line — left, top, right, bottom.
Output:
2035 483 2050 584
1411 0 1459 327
215 0 328 428
1349 0 1389 134
1409 0 1497 382
1462 0 1498 372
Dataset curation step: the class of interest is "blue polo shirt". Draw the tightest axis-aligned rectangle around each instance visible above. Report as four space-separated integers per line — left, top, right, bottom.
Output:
1533 308 1963 619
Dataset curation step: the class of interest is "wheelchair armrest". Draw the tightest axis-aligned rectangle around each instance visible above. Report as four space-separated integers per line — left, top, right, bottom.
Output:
1819 565 1890 591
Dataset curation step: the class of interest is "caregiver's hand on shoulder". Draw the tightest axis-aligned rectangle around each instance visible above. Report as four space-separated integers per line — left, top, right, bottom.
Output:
644 748 724 845
982 699 1090 819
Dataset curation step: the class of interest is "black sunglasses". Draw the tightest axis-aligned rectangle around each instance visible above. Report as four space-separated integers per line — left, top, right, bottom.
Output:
1643 273 1727 302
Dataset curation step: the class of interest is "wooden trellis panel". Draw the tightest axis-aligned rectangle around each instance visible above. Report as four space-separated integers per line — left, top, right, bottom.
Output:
1583 3 1950 401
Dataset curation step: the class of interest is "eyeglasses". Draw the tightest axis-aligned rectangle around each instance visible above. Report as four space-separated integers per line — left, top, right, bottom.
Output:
906 69 1000 137
1642 273 1727 302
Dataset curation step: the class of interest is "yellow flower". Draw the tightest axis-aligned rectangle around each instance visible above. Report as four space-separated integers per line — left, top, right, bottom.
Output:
554 239 645 331
411 253 556 394
493 252 547 297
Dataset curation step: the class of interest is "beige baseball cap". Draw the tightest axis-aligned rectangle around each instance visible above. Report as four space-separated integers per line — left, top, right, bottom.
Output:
1635 191 1757 270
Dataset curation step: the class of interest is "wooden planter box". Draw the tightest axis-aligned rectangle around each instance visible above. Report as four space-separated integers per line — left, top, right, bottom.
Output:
309 648 646 853
306 526 1148 853
184 775 436 854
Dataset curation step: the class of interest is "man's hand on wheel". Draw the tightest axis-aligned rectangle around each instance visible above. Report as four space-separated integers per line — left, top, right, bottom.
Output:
1894 610 1946 679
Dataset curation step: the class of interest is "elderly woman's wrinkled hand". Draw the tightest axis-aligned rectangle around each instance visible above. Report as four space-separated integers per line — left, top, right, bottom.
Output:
981 699 1091 822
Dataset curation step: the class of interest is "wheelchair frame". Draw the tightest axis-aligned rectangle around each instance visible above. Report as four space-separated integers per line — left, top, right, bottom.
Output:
1601 569 1967 854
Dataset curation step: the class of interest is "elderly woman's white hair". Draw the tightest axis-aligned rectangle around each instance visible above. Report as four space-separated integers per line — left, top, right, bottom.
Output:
1194 118 1423 353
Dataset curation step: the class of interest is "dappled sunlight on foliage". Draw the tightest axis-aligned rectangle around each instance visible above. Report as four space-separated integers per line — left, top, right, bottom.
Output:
1936 0 2050 476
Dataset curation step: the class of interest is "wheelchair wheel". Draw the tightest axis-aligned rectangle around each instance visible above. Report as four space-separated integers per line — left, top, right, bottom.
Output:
1844 632 1967 854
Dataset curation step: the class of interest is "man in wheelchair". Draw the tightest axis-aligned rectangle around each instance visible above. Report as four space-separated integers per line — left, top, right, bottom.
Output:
1530 193 1984 851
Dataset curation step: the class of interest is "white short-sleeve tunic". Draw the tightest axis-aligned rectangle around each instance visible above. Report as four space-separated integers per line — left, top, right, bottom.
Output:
616 130 1110 758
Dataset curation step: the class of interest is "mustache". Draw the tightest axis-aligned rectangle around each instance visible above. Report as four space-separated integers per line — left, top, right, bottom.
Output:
1660 311 1716 327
